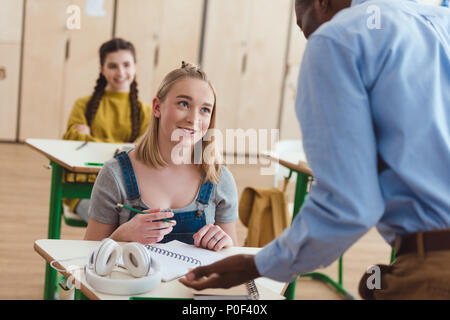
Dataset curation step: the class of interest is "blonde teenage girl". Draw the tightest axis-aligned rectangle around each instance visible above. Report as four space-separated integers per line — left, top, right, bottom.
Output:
84 62 238 251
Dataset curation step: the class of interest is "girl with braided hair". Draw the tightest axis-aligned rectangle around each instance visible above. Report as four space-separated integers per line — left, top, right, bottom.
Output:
62 38 151 222
84 62 239 251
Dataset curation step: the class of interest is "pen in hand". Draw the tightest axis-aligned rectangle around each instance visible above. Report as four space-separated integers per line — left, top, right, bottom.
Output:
116 203 173 223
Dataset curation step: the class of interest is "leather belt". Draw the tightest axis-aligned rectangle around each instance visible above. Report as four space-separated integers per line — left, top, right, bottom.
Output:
395 228 450 257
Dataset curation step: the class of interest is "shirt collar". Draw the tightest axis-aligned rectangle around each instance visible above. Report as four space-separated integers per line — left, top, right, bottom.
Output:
351 0 417 7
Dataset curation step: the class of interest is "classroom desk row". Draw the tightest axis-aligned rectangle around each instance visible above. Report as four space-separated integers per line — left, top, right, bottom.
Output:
34 239 286 300
27 138 352 300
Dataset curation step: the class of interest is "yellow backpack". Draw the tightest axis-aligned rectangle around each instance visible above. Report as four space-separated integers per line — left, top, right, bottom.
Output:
239 186 291 247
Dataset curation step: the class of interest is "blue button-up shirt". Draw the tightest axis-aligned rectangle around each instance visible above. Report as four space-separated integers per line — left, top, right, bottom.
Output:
255 0 450 282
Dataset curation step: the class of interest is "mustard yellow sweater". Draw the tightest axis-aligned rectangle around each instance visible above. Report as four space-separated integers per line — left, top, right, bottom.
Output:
62 90 152 212
63 90 151 143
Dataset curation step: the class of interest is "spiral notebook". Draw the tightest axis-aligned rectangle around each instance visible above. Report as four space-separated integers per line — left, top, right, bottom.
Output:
193 281 261 300
145 240 225 282
145 240 280 300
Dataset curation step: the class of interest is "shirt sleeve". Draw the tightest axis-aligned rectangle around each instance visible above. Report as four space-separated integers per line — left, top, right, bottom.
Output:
255 35 386 283
88 161 124 225
62 97 103 142
213 166 239 224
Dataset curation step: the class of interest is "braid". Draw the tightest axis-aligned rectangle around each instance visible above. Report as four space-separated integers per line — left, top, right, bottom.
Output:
85 73 107 126
129 79 141 142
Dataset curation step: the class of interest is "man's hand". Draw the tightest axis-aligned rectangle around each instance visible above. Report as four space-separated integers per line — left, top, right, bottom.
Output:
178 254 260 290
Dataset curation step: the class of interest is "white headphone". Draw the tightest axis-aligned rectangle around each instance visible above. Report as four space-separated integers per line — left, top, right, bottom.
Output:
85 238 161 295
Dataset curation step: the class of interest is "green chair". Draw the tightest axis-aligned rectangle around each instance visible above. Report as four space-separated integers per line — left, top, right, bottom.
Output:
62 204 88 228
60 168 95 228
281 167 354 300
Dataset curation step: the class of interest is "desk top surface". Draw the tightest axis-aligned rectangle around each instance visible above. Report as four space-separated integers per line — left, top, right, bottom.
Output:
34 239 286 300
25 138 134 173
262 152 312 176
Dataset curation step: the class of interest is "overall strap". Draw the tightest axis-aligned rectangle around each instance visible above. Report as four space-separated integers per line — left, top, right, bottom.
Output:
114 151 140 201
196 180 214 205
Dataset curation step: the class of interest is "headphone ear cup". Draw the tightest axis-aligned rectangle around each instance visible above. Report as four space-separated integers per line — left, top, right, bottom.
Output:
122 242 151 278
93 238 122 276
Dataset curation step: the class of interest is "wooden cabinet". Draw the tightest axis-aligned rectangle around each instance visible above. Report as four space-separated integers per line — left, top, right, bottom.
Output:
60 0 115 137
0 0 24 141
19 0 114 141
115 0 204 104
279 10 308 141
19 0 69 140
201 0 292 155
202 0 292 133
14 0 306 143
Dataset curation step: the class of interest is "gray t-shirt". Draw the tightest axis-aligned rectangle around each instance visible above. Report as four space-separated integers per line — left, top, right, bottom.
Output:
88 157 239 226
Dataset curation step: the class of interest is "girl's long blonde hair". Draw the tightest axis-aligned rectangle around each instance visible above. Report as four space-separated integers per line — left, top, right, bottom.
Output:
135 62 221 183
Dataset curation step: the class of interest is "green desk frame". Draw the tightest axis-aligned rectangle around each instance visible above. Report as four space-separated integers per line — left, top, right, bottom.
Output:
281 168 354 300
44 160 93 300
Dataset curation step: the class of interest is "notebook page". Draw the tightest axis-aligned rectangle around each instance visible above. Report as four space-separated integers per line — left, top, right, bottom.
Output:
146 240 225 281
161 240 226 266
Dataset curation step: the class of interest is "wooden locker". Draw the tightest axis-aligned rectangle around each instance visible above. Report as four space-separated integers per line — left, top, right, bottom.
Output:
279 10 307 141
20 0 114 140
0 0 24 141
201 0 252 132
19 0 69 140
202 0 292 155
60 0 115 138
115 0 204 105
236 0 292 131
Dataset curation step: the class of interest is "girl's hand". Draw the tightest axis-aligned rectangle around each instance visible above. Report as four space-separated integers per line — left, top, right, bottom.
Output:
76 124 91 135
122 208 176 244
193 224 233 251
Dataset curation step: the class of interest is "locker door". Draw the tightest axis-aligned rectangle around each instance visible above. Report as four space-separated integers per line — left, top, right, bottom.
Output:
279 10 307 140
60 0 115 138
236 0 292 131
19 0 69 140
202 0 251 132
0 0 24 141
115 0 164 105
115 0 204 105
151 0 204 94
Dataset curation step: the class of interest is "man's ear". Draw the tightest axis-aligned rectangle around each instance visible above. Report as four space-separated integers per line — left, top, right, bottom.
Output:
318 0 331 12
152 97 161 118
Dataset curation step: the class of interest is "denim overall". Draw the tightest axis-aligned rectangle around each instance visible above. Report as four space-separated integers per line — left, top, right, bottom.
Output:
115 151 214 245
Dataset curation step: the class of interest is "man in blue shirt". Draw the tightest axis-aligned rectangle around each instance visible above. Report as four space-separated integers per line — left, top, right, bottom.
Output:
180 0 450 299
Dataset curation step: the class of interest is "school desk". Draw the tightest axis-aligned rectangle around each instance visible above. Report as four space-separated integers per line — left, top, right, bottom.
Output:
34 239 286 300
262 152 354 300
25 138 133 300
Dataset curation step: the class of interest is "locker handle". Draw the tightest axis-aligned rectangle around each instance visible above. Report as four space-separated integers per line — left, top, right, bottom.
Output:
154 45 159 68
65 38 71 61
0 66 5 80
241 53 247 74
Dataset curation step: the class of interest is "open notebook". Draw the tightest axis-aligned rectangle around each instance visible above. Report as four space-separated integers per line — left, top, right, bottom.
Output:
145 240 225 282
144 241 283 300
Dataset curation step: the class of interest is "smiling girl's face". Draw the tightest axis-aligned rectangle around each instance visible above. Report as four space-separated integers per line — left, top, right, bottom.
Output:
153 77 215 148
101 49 136 92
